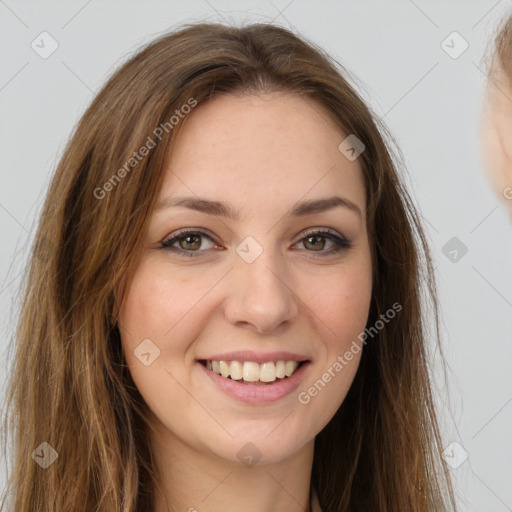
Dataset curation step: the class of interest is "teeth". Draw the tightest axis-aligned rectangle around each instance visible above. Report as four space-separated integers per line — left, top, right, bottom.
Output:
219 360 230 378
203 359 301 382
230 361 243 380
243 361 260 382
285 361 297 377
260 362 276 383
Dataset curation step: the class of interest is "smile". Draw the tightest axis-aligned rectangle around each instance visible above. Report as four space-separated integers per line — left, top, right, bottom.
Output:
197 358 311 404
200 359 305 384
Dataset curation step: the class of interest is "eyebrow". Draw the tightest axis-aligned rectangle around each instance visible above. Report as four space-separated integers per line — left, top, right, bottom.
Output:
155 195 363 220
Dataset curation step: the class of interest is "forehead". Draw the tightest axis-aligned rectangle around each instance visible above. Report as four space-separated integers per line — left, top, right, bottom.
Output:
159 92 366 219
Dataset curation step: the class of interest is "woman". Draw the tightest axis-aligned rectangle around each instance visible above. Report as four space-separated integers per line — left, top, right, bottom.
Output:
0 22 457 511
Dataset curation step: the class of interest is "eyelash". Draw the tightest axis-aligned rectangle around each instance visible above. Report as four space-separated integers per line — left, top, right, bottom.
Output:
160 228 352 258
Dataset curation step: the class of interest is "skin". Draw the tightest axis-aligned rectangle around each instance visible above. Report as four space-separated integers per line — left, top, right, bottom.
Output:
117 92 373 512
480 63 512 221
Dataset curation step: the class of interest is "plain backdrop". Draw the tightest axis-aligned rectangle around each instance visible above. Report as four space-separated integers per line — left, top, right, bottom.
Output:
1 1 511 511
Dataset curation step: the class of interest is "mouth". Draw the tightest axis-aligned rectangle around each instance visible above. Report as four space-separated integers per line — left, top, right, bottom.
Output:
198 359 308 385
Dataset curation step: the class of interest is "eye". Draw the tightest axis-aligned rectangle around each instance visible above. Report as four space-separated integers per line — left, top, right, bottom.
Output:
160 227 352 258
293 228 352 257
161 228 219 257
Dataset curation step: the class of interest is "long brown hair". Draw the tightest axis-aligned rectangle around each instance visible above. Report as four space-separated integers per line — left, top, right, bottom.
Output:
1 22 457 511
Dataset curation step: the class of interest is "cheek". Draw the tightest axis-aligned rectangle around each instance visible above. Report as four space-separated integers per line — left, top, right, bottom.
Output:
309 260 372 347
118 260 215 412
119 259 214 344
296 268 370 430
302 251 372 404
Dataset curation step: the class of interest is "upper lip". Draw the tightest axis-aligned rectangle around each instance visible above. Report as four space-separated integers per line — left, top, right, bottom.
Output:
197 351 311 364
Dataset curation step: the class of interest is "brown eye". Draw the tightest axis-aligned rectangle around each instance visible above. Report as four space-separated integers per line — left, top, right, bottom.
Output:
161 229 217 257
178 234 202 250
302 235 327 251
161 228 352 259
295 229 352 257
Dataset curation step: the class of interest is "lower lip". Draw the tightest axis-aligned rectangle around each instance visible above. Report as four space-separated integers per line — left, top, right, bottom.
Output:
197 361 311 404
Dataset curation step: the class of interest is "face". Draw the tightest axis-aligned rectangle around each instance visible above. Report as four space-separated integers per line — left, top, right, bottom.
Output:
118 92 373 466
481 64 512 218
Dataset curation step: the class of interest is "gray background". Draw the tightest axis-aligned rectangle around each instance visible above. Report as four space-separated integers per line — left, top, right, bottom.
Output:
1 1 511 510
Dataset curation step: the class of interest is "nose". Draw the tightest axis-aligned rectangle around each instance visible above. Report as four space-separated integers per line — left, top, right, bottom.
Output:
223 247 299 334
